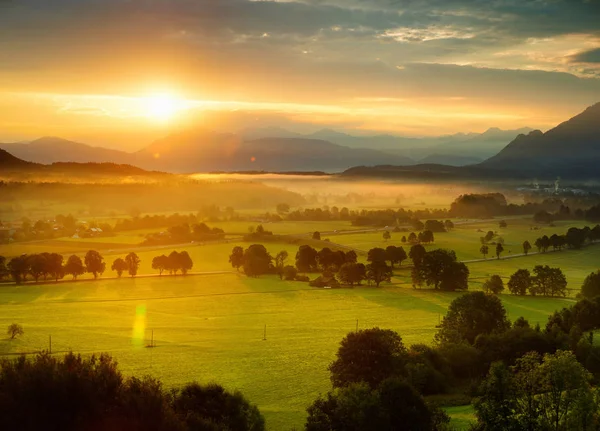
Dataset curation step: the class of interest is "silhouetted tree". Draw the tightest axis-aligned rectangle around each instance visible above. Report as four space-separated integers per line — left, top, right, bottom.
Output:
64 255 85 280
296 245 318 272
112 258 128 278
480 244 489 259
435 292 510 345
243 245 272 277
337 262 366 286
84 250 105 279
8 255 29 284
383 230 391 242
47 253 64 282
483 275 504 295
172 382 265 431
125 252 140 277
495 243 504 260
229 246 244 271
179 251 193 275
522 240 531 256
508 269 531 296
409 244 426 268
417 249 468 291
581 271 600 299
386 245 407 268
306 379 439 431
444 220 454 231
329 328 407 389
312 231 321 240
275 250 288 280
29 253 48 282
531 265 567 297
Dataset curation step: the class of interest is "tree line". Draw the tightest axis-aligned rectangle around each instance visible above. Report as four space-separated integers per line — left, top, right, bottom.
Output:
0 250 195 284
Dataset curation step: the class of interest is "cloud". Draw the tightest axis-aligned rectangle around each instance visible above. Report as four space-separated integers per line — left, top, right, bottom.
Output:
570 48 600 64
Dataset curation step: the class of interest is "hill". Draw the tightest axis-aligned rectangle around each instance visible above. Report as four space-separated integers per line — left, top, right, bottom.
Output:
480 103 600 177
0 137 132 164
0 148 36 169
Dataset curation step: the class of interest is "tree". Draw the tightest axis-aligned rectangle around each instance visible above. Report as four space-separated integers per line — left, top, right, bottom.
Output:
531 265 567 297
581 271 600 299
444 220 454 231
566 227 586 249
275 250 288 280
484 230 495 242
47 253 64 282
522 240 531 256
8 255 30 284
495 243 504 260
306 379 438 431
366 261 392 287
150 255 167 276
28 254 48 282
243 244 272 277
483 275 504 295
64 255 85 280
337 262 366 286
179 251 193 275
282 265 298 281
229 246 244 271
475 351 599 431
167 251 181 274
345 250 358 264
480 245 489 259
383 230 391 242
312 231 321 240
84 250 105 279
112 258 129 278
499 220 507 228
417 249 468 291
401 235 407 243
474 362 521 431
367 247 387 263
125 252 140 277
0 256 6 280
296 245 318 272
7 323 23 340
435 292 511 345
408 232 418 243
328 328 407 389
172 382 265 431
386 245 407 268
409 244 426 268
508 269 531 296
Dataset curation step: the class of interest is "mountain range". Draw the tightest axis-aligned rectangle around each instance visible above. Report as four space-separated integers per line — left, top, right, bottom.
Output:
343 102 600 180
0 125 532 172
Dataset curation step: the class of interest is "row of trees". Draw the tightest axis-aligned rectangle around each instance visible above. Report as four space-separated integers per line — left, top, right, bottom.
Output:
0 251 143 283
1 249 201 283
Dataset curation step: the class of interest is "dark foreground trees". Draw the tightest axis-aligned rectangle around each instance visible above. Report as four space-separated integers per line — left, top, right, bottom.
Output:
473 351 599 431
0 352 265 431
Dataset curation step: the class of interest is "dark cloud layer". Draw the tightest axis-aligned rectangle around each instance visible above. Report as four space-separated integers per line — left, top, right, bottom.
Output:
572 48 600 64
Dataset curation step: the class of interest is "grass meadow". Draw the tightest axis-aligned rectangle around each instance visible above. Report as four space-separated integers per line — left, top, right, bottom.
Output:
2 215 600 429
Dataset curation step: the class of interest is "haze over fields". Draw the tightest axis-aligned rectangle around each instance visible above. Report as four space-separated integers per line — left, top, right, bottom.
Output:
3 1 600 431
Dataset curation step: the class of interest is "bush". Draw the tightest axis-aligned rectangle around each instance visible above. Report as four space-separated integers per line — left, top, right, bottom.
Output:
295 275 310 282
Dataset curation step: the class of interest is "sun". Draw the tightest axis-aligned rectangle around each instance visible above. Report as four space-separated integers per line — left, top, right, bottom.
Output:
144 93 183 121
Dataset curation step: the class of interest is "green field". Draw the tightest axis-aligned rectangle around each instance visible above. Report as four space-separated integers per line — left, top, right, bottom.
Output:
3 215 600 429
0 272 574 430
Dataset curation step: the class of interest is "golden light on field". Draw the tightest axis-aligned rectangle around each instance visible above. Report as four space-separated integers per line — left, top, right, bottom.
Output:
144 93 185 121
132 304 147 347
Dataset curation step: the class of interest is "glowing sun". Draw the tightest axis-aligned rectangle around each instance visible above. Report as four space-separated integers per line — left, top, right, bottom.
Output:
144 93 184 121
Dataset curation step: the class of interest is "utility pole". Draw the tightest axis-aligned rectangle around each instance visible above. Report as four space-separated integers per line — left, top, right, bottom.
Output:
263 324 267 341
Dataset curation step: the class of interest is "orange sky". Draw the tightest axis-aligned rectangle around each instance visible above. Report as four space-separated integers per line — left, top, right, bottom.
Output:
0 0 599 149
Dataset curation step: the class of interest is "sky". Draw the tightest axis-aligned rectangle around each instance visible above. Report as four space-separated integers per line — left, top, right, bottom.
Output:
0 0 599 149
